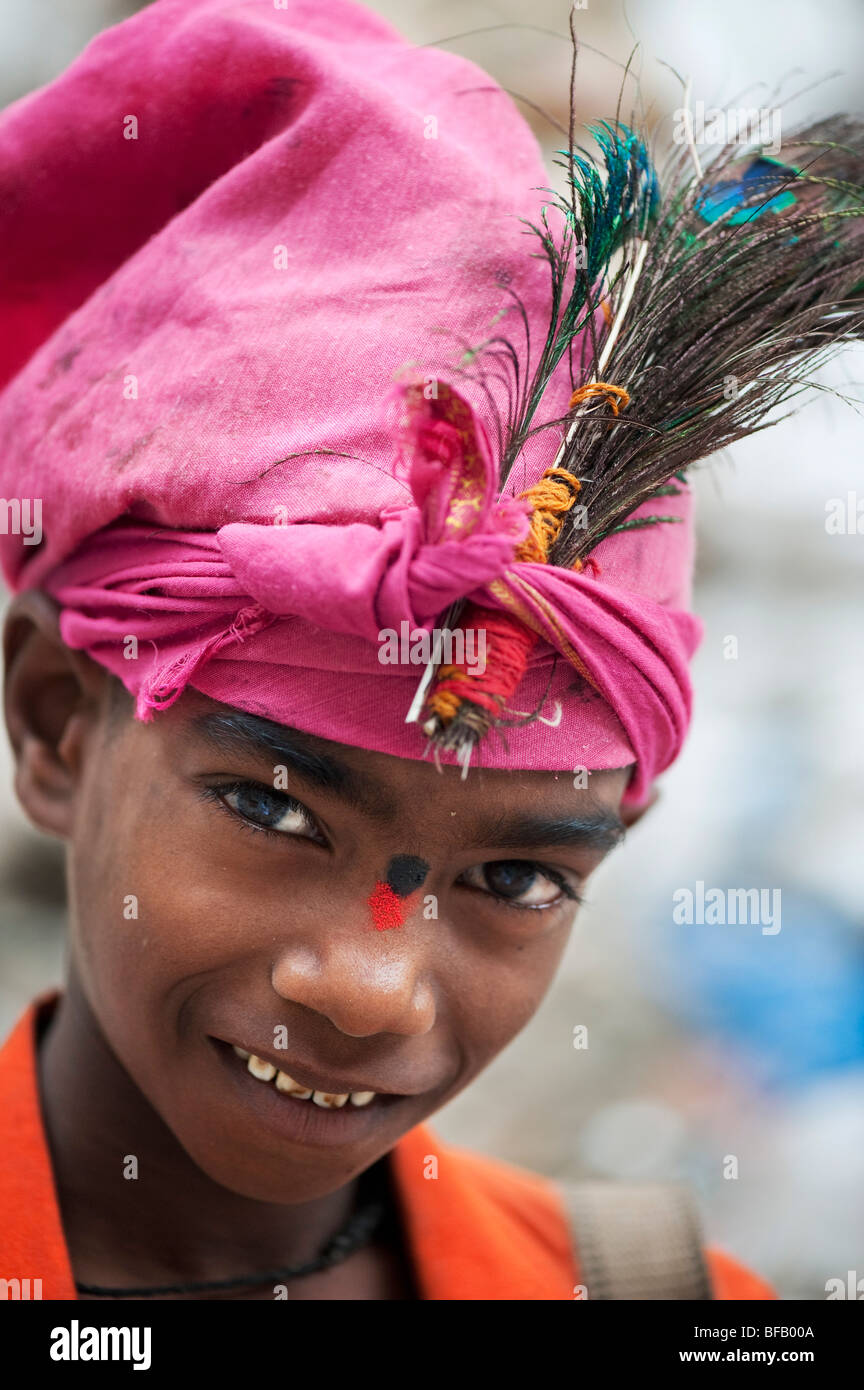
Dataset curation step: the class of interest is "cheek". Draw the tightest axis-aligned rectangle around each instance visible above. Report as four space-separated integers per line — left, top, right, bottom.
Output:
67 781 184 1053
446 928 568 1077
66 766 261 1066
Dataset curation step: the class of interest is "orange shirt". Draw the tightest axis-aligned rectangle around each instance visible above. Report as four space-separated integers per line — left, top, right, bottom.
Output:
0 993 775 1300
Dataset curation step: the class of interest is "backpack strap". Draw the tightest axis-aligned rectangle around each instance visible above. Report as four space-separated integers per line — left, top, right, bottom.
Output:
560 1180 714 1300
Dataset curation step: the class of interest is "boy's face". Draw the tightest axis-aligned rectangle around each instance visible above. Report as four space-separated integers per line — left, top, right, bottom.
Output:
5 595 635 1206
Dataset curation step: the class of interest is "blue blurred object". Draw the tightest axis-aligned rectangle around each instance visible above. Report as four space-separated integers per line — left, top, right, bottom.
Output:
661 886 864 1089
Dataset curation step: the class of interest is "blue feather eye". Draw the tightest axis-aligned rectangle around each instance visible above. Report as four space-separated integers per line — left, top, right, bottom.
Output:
696 157 798 226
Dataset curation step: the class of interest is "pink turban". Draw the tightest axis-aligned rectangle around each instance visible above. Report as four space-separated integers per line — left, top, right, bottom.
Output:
0 0 701 802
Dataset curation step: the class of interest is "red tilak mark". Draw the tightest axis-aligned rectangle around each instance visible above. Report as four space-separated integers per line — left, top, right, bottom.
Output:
367 881 404 931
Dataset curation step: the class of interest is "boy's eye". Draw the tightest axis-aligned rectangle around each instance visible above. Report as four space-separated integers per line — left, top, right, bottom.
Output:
218 783 321 841
459 860 577 909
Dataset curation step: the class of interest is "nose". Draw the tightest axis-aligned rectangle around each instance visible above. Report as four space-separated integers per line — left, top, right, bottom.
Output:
269 899 437 1038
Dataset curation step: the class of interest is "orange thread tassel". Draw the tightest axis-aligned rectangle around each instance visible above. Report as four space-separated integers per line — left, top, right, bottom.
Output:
424 385 629 738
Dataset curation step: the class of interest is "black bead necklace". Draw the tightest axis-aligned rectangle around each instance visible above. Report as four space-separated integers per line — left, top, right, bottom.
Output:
76 1167 387 1299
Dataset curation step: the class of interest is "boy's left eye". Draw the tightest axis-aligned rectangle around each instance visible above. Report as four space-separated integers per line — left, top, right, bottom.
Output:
458 860 578 909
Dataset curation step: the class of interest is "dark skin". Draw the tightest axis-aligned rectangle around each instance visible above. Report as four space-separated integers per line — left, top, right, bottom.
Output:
3 591 653 1300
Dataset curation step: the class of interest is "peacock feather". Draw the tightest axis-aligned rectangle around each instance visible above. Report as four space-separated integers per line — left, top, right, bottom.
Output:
415 81 864 764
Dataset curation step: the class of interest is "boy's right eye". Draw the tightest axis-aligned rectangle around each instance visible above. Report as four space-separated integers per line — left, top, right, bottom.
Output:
203 780 326 845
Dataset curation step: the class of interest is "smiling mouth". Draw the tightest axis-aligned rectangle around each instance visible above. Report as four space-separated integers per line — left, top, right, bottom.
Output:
211 1038 407 1112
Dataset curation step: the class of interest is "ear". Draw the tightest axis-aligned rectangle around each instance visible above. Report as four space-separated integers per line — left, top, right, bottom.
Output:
3 590 112 839
620 783 660 830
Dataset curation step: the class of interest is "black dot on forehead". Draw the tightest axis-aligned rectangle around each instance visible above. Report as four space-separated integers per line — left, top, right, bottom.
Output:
385 854 429 898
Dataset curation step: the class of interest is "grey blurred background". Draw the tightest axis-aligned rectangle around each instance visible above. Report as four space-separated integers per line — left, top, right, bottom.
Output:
1 0 862 1299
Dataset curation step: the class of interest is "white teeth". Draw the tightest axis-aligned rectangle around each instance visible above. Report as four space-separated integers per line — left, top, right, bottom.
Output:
234 1048 376 1106
349 1091 376 1107
247 1054 277 1082
275 1071 313 1099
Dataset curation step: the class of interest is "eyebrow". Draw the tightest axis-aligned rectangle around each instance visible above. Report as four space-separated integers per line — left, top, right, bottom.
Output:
468 809 626 857
190 712 400 823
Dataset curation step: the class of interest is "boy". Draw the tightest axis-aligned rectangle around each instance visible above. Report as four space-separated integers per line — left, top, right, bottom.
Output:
0 603 769 1299
4 0 857 1300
